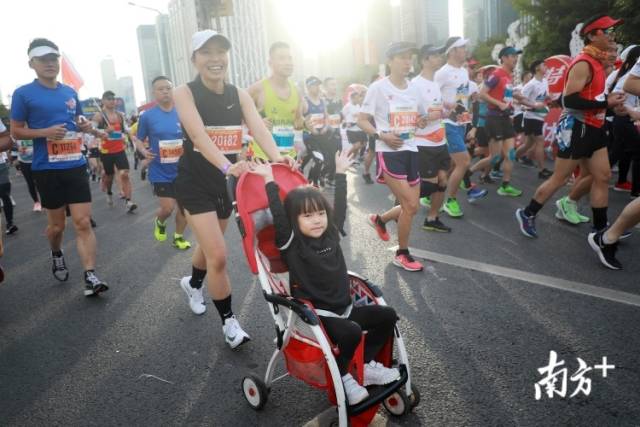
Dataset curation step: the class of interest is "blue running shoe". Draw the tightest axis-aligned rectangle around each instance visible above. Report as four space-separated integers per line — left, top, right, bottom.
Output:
467 187 488 203
516 208 537 238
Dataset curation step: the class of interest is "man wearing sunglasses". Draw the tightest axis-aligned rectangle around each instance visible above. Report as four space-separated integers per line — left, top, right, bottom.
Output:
517 14 626 238
93 91 137 213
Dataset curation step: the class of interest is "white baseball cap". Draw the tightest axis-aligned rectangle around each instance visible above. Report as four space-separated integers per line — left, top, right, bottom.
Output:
191 30 231 53
28 45 60 59
444 37 470 54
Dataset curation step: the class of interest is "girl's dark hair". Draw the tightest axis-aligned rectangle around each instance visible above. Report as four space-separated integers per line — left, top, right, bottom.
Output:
283 186 335 236
28 38 58 55
529 60 544 74
609 45 640 93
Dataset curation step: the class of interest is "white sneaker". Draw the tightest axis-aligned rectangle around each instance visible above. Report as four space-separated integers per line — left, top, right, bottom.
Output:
107 193 113 206
342 373 369 405
33 202 42 212
222 316 251 349
126 200 137 213
179 276 206 315
363 360 400 386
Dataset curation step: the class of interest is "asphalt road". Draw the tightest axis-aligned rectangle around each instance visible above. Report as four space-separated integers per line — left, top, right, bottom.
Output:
1 156 639 426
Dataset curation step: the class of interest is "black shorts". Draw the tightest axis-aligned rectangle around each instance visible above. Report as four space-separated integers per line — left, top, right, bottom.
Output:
476 126 489 148
32 166 91 210
100 151 130 175
486 115 516 141
418 145 451 179
376 150 420 185
346 130 367 145
557 120 608 160
175 172 232 218
88 148 100 158
524 118 544 136
513 113 525 133
153 181 177 199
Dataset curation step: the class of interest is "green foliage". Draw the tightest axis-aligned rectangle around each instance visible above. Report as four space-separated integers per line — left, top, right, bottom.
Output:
0 103 8 120
471 36 505 66
511 0 638 64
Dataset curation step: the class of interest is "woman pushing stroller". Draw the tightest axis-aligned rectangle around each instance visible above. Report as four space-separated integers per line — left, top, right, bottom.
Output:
250 150 400 405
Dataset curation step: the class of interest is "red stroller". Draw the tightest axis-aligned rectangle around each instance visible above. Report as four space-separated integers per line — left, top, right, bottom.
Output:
228 164 420 426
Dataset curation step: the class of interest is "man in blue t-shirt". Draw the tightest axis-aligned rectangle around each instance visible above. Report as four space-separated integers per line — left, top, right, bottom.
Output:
135 76 191 250
10 38 108 296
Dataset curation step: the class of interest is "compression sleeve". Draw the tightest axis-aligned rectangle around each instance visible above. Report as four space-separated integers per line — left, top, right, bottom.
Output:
562 92 608 110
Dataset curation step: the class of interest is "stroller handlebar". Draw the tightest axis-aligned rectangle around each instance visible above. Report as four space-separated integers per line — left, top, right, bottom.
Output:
263 292 319 326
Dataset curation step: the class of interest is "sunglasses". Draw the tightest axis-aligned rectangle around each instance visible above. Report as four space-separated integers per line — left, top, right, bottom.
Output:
600 28 616 36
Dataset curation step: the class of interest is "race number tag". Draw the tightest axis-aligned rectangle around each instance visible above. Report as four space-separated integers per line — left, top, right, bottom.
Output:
272 125 295 151
328 114 341 129
309 113 325 130
389 103 417 140
47 132 83 162
203 126 243 154
158 139 183 164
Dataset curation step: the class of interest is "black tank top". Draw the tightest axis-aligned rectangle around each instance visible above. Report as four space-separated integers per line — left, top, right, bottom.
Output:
178 75 242 193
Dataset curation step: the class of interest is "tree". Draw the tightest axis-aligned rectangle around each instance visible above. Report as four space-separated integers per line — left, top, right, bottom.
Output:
472 36 506 66
0 103 8 120
511 0 638 64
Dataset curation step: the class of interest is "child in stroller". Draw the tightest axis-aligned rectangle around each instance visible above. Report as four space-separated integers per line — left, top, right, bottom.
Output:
250 151 400 405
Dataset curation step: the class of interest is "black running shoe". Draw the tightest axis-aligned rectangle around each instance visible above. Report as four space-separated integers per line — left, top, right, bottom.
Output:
141 168 147 181
52 252 69 281
587 231 622 270
479 174 495 184
90 218 97 228
422 217 452 233
362 174 374 184
84 271 109 296
538 168 552 179
6 224 18 235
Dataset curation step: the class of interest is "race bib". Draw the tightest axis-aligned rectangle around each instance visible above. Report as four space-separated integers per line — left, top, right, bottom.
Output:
158 139 183 164
203 126 242 154
309 113 325 130
389 103 418 140
108 131 123 140
327 114 341 129
272 125 295 151
47 132 83 162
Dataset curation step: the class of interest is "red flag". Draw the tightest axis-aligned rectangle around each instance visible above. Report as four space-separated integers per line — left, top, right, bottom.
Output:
61 53 84 92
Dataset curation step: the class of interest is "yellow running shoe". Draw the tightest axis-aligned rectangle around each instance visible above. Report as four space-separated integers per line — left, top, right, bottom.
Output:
173 234 192 250
154 218 167 242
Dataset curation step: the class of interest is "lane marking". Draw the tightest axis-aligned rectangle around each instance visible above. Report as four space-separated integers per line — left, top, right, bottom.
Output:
389 246 640 308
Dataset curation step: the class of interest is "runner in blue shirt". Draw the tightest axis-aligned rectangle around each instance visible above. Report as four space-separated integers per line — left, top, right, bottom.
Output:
135 76 191 250
9 38 108 296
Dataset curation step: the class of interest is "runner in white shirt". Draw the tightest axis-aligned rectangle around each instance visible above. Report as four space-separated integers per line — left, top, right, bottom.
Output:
434 37 488 219
410 44 452 233
342 89 368 162
515 60 552 178
358 41 424 272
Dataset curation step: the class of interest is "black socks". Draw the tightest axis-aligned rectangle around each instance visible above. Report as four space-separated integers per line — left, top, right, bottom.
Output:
189 267 206 289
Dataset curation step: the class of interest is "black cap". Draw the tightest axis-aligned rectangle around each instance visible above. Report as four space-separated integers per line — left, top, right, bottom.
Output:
305 76 322 86
498 46 523 58
385 41 417 59
419 44 446 60
102 90 116 99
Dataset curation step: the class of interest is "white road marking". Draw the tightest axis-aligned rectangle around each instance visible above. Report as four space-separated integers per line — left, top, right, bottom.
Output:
389 246 640 308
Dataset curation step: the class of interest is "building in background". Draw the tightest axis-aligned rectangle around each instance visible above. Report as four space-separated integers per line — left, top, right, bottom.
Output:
156 14 176 84
463 0 519 45
136 25 164 103
391 0 449 46
167 0 199 85
100 57 118 93
117 76 137 115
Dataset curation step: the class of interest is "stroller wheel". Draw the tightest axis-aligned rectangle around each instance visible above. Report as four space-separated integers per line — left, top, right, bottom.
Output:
242 375 268 410
409 384 421 409
383 389 410 417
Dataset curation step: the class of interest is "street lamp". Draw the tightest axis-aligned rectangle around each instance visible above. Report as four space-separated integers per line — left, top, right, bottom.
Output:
128 1 163 15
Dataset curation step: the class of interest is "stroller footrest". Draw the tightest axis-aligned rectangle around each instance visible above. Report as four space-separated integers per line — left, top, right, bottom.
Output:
346 364 409 416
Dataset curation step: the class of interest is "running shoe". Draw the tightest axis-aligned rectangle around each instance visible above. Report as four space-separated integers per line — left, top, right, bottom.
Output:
154 218 167 242
52 252 69 281
393 253 423 272
479 174 495 184
516 208 537 238
459 179 476 191
554 196 581 225
467 187 488 203
106 193 113 206
520 157 535 167
490 170 504 179
419 196 431 208
362 174 374 185
587 231 622 270
126 200 138 213
538 169 553 179
5 224 18 235
140 168 147 181
613 182 632 192
422 217 451 233
173 234 192 250
591 224 632 241
497 184 522 197
33 202 42 212
84 271 109 296
367 214 390 241
222 316 251 349
443 198 463 217
342 373 369 405
90 218 97 228
363 360 401 386
179 276 206 315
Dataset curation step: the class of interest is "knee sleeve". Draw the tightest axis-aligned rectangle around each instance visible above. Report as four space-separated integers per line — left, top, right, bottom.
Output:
420 181 440 197
508 147 516 161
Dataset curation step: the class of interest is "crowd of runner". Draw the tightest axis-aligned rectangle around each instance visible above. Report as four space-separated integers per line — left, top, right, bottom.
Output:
1 13 639 355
